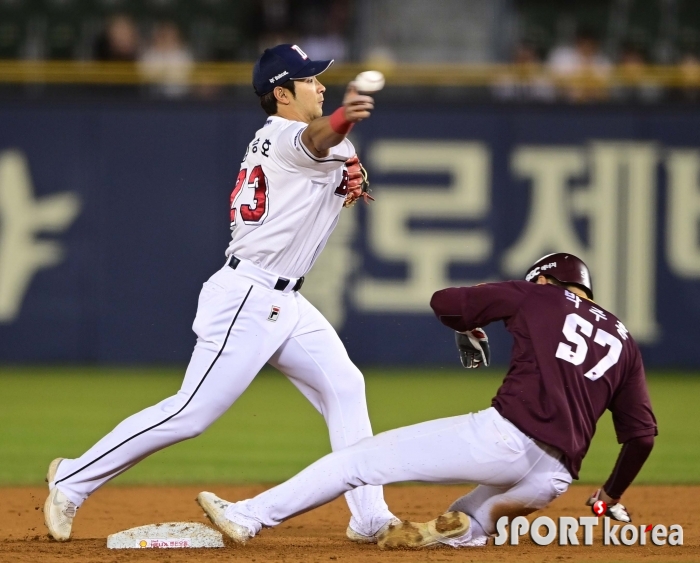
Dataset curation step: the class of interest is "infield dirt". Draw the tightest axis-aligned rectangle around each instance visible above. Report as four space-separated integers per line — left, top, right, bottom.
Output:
1 484 697 562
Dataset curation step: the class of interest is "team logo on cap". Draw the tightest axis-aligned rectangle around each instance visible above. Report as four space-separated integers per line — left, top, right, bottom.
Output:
290 45 308 59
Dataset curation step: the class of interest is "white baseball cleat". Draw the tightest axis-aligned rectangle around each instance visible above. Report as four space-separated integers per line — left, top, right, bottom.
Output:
346 517 402 543
45 457 65 484
44 458 77 541
196 491 253 544
377 511 471 549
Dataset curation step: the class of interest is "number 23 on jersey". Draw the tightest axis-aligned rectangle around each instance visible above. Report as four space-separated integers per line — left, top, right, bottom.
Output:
230 165 269 226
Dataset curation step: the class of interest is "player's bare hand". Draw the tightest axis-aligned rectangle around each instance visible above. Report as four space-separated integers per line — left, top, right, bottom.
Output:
343 155 374 208
343 83 374 123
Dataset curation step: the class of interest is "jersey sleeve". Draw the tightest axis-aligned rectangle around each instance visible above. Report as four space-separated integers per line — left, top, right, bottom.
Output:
275 122 354 176
608 347 658 444
602 435 654 499
430 281 530 331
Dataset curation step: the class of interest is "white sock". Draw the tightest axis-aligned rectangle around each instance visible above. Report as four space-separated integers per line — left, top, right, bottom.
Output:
439 515 489 548
224 502 261 536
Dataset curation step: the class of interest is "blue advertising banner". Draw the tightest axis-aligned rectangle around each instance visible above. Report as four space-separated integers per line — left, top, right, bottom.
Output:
1 102 700 366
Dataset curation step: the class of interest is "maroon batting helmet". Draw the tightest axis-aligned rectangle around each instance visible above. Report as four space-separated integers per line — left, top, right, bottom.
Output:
525 253 593 299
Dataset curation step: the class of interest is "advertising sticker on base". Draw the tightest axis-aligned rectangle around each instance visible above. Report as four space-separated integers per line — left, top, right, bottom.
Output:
137 538 192 548
107 522 224 549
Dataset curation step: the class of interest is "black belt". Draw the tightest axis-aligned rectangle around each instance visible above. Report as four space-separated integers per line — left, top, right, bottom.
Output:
229 256 304 292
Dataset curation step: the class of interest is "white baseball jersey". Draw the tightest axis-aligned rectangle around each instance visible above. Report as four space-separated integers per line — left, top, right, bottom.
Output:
46 111 396 542
226 116 355 279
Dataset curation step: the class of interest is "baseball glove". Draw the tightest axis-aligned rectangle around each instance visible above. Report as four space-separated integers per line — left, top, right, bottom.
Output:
586 489 631 522
344 155 374 208
455 329 490 368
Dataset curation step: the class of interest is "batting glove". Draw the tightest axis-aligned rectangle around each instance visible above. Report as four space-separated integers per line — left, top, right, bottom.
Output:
455 329 490 369
586 488 631 522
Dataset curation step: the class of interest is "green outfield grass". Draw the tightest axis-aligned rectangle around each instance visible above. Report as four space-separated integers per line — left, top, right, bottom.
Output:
0 366 697 485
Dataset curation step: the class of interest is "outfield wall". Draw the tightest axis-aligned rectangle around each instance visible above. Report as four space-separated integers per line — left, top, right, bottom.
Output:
2 102 700 366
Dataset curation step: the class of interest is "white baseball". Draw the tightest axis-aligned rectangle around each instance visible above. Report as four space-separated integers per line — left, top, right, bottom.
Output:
353 70 385 93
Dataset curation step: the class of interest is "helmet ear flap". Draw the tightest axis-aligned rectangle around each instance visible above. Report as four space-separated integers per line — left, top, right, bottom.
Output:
571 283 594 300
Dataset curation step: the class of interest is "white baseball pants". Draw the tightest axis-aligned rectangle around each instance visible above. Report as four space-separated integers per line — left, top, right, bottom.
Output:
51 258 395 537
225 407 572 544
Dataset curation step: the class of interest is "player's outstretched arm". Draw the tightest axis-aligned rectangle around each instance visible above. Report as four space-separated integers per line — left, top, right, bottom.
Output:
301 83 374 157
585 434 655 522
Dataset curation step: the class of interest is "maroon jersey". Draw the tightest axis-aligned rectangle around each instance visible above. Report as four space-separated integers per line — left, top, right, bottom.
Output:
430 281 657 479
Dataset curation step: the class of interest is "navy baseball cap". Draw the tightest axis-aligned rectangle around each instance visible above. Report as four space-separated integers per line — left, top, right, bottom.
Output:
253 44 333 96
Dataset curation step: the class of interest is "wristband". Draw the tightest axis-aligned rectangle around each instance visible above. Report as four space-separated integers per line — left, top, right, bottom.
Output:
329 107 354 135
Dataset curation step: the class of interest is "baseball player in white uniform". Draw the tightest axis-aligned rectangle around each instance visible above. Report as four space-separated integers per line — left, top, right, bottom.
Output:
43 43 397 543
